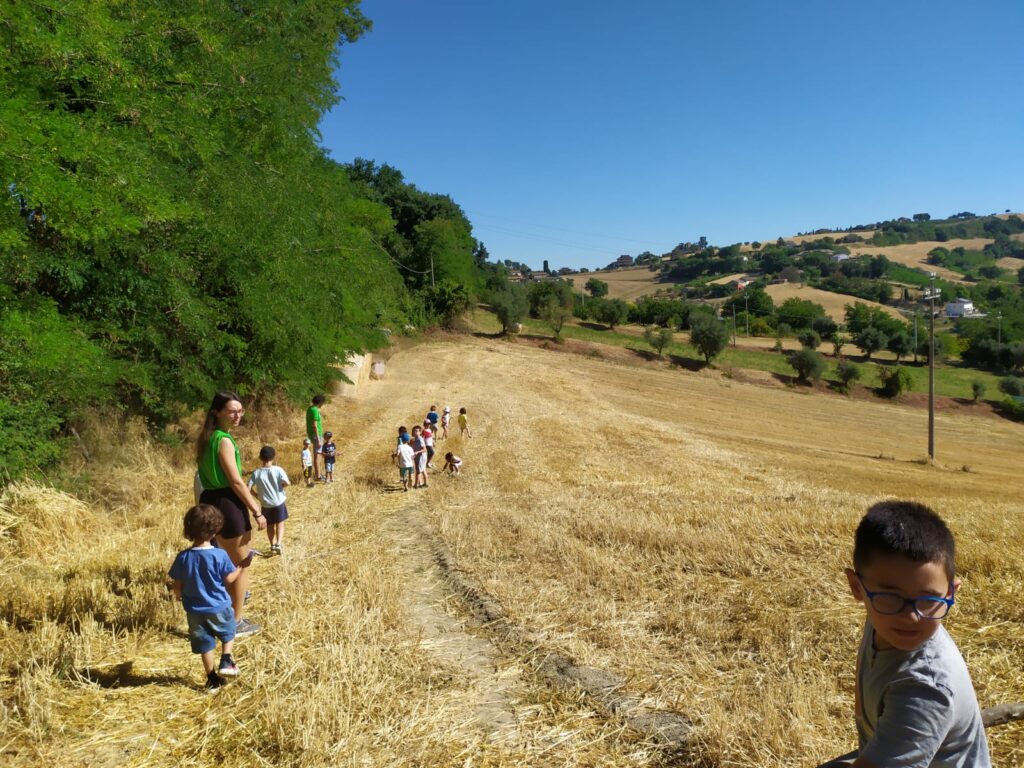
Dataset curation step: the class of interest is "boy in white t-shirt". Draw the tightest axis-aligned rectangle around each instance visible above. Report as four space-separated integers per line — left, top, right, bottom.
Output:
247 446 290 556
300 439 314 488
393 440 415 491
422 420 435 468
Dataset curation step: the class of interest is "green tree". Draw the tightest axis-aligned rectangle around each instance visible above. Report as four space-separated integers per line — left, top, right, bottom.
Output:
585 278 609 298
689 314 729 363
593 298 629 330
777 298 826 329
789 348 825 383
542 295 572 341
878 366 913 399
836 359 861 393
886 331 914 363
971 380 987 403
426 280 472 330
490 285 528 334
853 326 888 359
643 325 674 356
830 333 847 358
797 329 821 349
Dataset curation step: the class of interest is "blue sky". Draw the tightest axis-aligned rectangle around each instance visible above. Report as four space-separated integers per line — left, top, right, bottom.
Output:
319 1 1024 271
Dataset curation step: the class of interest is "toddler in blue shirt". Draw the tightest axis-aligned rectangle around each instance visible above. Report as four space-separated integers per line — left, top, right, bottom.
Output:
168 504 252 691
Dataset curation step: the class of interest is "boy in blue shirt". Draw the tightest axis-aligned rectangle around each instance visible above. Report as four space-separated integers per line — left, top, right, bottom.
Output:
819 500 990 767
168 504 253 691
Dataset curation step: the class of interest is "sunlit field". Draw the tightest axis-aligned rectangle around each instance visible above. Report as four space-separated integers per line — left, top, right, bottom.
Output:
2 333 1022 766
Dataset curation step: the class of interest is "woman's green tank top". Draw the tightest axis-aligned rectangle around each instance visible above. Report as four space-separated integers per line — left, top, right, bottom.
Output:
198 429 241 490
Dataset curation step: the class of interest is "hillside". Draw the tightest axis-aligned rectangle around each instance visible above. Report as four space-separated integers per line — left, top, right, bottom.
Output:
3 335 1022 766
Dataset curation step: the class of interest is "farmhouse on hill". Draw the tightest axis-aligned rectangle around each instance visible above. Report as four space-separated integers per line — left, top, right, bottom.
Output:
945 297 985 319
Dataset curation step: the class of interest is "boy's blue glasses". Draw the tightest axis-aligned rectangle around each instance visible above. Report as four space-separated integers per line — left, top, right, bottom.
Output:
855 573 955 619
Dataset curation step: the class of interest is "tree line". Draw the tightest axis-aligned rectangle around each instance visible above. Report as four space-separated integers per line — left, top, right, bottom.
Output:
1 2 485 477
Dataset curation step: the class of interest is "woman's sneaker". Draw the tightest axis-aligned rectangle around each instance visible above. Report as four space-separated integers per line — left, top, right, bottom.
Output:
218 654 239 677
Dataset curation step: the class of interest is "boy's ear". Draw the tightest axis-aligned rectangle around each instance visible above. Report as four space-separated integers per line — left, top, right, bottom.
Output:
845 567 865 602
951 576 962 596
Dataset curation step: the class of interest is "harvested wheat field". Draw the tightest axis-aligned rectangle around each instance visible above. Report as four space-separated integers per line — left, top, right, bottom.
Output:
763 283 903 324
2 335 1023 767
848 239 995 283
568 266 676 301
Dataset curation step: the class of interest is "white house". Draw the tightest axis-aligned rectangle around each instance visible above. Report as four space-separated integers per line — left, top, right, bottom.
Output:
830 253 851 262
945 298 985 319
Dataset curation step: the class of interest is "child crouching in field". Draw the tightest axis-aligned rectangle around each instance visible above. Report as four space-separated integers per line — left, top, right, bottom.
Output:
817 500 990 767
442 452 462 476
168 504 253 691
247 446 290 556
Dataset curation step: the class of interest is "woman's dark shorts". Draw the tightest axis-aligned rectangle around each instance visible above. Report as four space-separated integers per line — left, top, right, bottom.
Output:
262 503 288 525
199 487 251 539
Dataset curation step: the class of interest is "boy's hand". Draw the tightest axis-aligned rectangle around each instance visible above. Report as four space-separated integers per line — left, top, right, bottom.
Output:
240 550 255 568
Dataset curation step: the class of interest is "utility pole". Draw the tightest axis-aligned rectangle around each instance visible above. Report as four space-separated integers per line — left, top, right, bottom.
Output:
430 253 435 289
913 310 918 364
997 312 1003 345
732 305 737 347
927 273 936 461
744 293 749 336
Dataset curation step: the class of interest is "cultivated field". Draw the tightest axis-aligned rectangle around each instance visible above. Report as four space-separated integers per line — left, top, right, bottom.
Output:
2 335 1023 767
763 282 904 323
847 238 994 283
567 266 677 301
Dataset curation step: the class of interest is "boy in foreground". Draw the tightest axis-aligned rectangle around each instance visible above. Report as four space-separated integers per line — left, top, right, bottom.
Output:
168 504 253 691
820 500 989 767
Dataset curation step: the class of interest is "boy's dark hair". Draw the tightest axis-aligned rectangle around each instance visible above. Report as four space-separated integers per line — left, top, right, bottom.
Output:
183 504 224 541
259 445 276 462
398 425 407 433
312 394 325 406
459 407 467 414
445 452 454 460
854 501 956 579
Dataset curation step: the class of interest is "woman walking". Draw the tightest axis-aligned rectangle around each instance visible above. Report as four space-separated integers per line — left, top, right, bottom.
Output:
196 391 266 637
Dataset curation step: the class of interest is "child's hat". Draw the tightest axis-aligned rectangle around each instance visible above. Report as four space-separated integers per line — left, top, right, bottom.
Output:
324 431 333 438
443 406 451 412
303 437 311 445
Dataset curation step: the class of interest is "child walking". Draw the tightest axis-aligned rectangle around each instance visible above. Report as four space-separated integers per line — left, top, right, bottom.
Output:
247 446 290 556
410 425 428 488
394 436 415 491
168 504 253 691
301 438 314 488
440 406 451 440
422 420 435 468
322 431 337 483
816 500 990 767
442 452 462 476
458 407 472 438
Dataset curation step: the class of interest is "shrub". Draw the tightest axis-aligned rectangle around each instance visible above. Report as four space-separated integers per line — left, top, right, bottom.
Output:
878 366 913 399
643 325 674 356
593 298 629 330
811 316 838 339
789 348 825 383
836 359 861 393
689 314 729 363
797 329 821 349
830 333 847 358
999 376 1024 397
971 380 987 403
749 317 773 337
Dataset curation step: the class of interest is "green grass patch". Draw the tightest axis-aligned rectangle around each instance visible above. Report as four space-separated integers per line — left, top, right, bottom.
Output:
504 312 1003 400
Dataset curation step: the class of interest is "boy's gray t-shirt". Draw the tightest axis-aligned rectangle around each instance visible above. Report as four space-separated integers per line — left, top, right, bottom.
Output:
857 621 990 767
248 465 289 508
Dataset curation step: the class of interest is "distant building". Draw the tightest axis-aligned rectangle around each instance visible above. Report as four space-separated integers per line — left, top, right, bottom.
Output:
615 254 634 267
830 253 851 262
557 267 574 275
945 298 985 318
730 278 754 291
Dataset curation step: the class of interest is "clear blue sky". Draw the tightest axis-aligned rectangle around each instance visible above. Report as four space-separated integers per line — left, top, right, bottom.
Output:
319 1 1024 271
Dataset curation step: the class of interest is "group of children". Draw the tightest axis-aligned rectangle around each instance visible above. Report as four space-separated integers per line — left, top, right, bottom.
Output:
391 404 469 491
169 394 994 765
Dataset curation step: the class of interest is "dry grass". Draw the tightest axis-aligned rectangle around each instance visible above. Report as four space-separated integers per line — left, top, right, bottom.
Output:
567 267 678 301
763 283 903 323
847 238 994 284
2 335 1022 766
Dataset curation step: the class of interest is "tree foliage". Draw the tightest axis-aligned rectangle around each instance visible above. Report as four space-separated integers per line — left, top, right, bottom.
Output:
0 2 485 476
689 314 729 363
789 348 825 383
643 325 674 357
585 278 609 298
